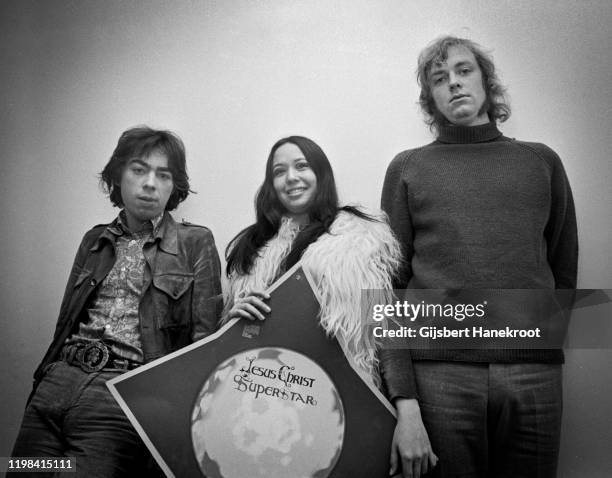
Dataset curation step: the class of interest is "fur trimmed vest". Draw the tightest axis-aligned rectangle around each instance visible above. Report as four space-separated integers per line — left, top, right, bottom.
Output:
224 210 402 384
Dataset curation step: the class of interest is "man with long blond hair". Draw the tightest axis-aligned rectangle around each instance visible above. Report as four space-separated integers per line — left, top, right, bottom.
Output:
381 36 577 478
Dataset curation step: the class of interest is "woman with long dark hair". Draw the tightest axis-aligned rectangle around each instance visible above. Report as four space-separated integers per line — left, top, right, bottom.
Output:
223 136 401 383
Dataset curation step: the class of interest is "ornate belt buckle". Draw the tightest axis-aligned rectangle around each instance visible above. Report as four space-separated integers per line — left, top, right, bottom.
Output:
80 342 110 372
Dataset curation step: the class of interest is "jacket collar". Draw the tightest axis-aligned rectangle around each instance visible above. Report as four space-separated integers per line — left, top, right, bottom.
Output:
90 211 178 255
154 211 178 255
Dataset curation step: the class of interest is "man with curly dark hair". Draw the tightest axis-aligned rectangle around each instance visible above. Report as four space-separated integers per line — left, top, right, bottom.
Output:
380 37 577 478
10 126 222 477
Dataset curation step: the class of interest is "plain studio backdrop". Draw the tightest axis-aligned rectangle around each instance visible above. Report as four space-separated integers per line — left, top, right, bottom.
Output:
1 1 610 476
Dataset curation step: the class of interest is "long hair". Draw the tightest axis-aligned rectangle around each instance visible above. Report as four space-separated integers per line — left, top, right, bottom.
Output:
99 126 190 211
226 136 373 275
416 36 511 132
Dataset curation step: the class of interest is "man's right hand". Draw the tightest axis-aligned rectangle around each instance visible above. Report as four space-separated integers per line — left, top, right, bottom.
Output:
389 398 438 478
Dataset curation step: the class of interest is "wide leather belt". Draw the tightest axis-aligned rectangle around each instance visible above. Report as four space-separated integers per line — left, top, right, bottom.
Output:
61 342 141 373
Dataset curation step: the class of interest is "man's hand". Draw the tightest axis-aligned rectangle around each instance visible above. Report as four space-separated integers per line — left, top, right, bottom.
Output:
389 398 437 478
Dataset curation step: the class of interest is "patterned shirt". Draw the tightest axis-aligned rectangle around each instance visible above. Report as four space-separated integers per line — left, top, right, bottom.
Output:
66 211 163 362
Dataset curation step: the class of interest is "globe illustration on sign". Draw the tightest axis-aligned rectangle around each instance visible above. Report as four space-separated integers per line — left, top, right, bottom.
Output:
191 347 345 478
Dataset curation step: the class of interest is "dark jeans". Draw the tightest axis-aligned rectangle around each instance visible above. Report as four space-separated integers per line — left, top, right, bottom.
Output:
414 362 562 478
10 361 163 478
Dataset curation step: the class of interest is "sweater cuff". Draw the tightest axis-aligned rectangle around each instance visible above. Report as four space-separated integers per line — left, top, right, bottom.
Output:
379 348 418 401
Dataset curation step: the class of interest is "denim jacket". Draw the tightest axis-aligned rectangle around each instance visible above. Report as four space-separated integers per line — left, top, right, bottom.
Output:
32 212 222 391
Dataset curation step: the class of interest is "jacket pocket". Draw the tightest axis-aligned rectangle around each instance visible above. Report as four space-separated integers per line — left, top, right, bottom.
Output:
152 273 194 329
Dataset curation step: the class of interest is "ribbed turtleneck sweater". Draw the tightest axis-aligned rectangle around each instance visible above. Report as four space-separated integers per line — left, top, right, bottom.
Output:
380 122 578 400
